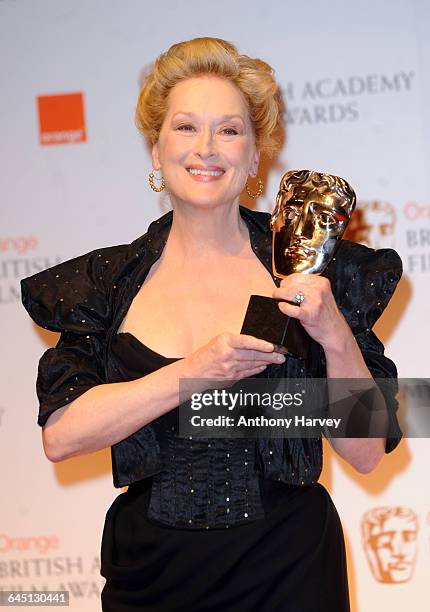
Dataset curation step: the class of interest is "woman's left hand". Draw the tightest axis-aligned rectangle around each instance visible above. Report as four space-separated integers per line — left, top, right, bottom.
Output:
274 274 388 474
273 274 352 351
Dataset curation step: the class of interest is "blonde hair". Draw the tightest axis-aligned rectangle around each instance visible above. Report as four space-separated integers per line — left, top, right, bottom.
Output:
136 37 284 158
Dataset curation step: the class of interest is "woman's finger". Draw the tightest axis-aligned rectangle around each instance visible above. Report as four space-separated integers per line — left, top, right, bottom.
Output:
229 333 276 353
236 357 284 369
272 286 316 303
277 300 303 320
234 349 286 363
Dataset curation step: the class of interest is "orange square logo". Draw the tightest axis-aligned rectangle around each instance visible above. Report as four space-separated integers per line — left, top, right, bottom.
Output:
37 92 86 145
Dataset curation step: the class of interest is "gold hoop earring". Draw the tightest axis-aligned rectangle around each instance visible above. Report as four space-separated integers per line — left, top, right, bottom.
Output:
148 169 165 192
245 177 264 199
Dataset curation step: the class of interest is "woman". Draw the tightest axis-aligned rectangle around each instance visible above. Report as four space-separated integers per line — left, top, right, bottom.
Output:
21 38 402 611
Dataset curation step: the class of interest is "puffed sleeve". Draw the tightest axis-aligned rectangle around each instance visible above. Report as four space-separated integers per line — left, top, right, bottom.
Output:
326 241 403 453
21 246 126 426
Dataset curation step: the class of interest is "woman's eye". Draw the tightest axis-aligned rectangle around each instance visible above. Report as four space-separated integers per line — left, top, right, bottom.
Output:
176 124 195 132
221 127 239 135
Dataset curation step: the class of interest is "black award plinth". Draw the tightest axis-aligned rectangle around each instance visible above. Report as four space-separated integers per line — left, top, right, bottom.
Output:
241 295 310 358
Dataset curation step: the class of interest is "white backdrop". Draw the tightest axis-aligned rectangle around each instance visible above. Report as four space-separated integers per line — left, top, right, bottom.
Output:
1 0 429 610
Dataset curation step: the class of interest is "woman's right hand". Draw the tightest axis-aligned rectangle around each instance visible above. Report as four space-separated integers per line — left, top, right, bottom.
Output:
183 332 286 382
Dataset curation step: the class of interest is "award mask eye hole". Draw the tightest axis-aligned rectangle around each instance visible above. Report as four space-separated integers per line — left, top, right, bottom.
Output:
283 201 302 221
380 224 393 236
318 211 336 227
371 533 393 549
403 531 416 543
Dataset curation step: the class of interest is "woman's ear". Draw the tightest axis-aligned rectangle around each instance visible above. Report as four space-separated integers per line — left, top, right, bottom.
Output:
250 149 260 177
151 142 161 170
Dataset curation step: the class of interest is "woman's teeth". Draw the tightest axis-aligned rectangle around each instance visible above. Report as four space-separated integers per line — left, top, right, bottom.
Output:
187 168 224 176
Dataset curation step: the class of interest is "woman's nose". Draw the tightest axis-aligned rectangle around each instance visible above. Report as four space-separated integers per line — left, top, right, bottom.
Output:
195 127 216 158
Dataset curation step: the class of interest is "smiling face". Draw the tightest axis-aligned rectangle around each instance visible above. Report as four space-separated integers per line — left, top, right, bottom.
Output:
271 170 356 276
151 76 260 211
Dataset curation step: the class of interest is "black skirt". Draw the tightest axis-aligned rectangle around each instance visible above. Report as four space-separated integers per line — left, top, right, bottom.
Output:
100 477 349 612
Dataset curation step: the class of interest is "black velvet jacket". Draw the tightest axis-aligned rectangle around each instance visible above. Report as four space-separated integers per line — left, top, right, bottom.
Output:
21 206 403 529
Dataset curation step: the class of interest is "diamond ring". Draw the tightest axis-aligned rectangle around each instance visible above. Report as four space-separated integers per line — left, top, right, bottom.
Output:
294 291 305 305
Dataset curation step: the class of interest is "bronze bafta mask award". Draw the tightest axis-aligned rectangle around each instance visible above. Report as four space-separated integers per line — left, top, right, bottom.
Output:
241 170 356 357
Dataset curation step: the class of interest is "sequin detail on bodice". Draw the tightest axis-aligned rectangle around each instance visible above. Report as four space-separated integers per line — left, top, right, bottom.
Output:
109 332 265 529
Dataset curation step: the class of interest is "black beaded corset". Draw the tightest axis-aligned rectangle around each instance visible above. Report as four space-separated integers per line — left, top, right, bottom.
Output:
110 332 271 529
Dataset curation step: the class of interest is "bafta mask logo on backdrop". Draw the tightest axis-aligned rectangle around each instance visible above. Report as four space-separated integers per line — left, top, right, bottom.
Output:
344 200 396 249
361 507 418 583
37 92 86 145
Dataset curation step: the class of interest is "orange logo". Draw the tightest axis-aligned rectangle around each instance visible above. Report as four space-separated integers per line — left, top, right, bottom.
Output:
0 533 60 554
37 92 86 145
344 200 396 249
361 507 418 583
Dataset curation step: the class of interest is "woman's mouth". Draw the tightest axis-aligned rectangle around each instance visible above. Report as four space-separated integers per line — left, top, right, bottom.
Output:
186 167 225 180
